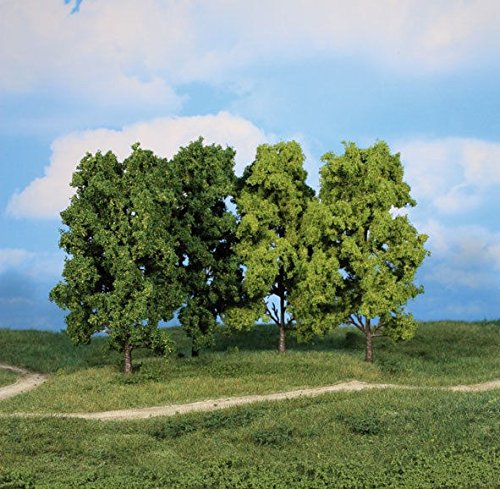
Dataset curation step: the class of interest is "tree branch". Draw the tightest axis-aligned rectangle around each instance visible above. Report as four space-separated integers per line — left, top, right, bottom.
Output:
266 304 280 326
348 315 364 333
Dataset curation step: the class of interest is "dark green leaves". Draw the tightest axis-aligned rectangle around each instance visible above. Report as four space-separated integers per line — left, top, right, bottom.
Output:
50 145 182 369
169 138 242 353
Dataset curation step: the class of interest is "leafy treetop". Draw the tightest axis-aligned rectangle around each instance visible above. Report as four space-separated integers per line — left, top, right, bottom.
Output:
295 141 429 361
169 138 243 355
226 141 315 352
50 145 182 372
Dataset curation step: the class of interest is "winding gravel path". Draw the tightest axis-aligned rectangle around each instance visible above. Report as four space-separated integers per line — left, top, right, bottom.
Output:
0 363 48 401
63 379 500 421
0 363 498 421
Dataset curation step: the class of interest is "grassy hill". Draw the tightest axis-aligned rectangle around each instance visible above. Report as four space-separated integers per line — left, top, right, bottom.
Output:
0 320 498 487
0 389 498 488
0 321 498 414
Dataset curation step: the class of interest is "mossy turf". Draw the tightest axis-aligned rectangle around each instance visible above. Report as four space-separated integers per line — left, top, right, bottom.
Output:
0 369 17 388
0 389 498 488
0 321 498 414
0 328 120 374
0 321 498 488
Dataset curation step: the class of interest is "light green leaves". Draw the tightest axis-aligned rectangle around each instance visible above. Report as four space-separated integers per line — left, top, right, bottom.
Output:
296 141 428 357
229 141 314 350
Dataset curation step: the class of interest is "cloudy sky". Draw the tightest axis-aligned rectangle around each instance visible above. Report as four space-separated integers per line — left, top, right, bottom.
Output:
1 0 499 330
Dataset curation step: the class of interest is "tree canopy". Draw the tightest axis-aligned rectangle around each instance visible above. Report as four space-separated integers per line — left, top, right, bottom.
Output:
295 141 429 362
170 138 243 355
226 141 315 352
51 137 429 369
50 144 182 373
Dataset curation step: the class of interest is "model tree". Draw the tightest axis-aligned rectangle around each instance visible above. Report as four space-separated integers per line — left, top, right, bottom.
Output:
169 138 243 356
295 141 428 362
227 141 315 353
50 145 182 373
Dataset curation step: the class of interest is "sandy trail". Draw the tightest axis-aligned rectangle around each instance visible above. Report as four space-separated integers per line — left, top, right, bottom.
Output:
63 379 500 421
0 363 48 401
0 363 498 421
67 381 406 420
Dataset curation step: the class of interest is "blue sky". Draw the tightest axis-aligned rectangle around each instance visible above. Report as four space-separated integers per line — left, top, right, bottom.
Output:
1 0 499 330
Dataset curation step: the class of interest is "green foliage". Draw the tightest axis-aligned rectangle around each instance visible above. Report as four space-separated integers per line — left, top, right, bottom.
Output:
336 411 385 435
49 145 183 371
150 408 259 440
296 141 429 360
228 141 314 351
0 470 35 489
170 138 242 354
252 424 294 446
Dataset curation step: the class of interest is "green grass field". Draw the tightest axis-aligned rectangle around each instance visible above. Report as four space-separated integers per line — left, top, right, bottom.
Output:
0 389 498 488
0 368 17 388
0 321 498 414
0 320 499 488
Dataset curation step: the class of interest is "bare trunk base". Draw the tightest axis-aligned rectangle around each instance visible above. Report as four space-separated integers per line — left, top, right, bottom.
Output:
365 333 373 363
124 344 133 374
278 323 286 353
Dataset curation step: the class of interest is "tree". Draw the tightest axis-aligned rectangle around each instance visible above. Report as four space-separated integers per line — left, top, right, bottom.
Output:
227 141 315 353
295 141 428 362
50 145 182 373
169 139 243 356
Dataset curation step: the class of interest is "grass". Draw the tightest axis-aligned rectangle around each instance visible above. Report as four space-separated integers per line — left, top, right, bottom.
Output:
0 328 121 373
0 369 17 388
0 321 498 487
0 320 498 414
0 350 380 413
0 389 498 488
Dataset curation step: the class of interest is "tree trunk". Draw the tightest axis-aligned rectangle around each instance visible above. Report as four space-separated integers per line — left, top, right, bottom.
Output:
124 343 133 374
278 323 286 353
278 292 286 353
365 332 374 363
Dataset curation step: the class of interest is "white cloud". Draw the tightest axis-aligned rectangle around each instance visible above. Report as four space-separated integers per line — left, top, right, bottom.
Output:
432 184 481 215
0 248 63 278
196 0 500 74
0 0 498 104
397 137 500 214
460 139 500 185
0 249 30 273
0 0 188 108
419 220 500 289
7 112 271 218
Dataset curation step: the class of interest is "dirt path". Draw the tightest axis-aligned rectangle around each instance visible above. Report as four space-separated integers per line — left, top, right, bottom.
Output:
62 379 500 421
0 363 498 421
67 381 397 420
0 363 48 401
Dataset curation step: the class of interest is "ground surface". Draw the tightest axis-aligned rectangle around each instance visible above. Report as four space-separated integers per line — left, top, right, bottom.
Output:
0 363 47 401
1 321 498 415
0 363 498 420
0 322 498 488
